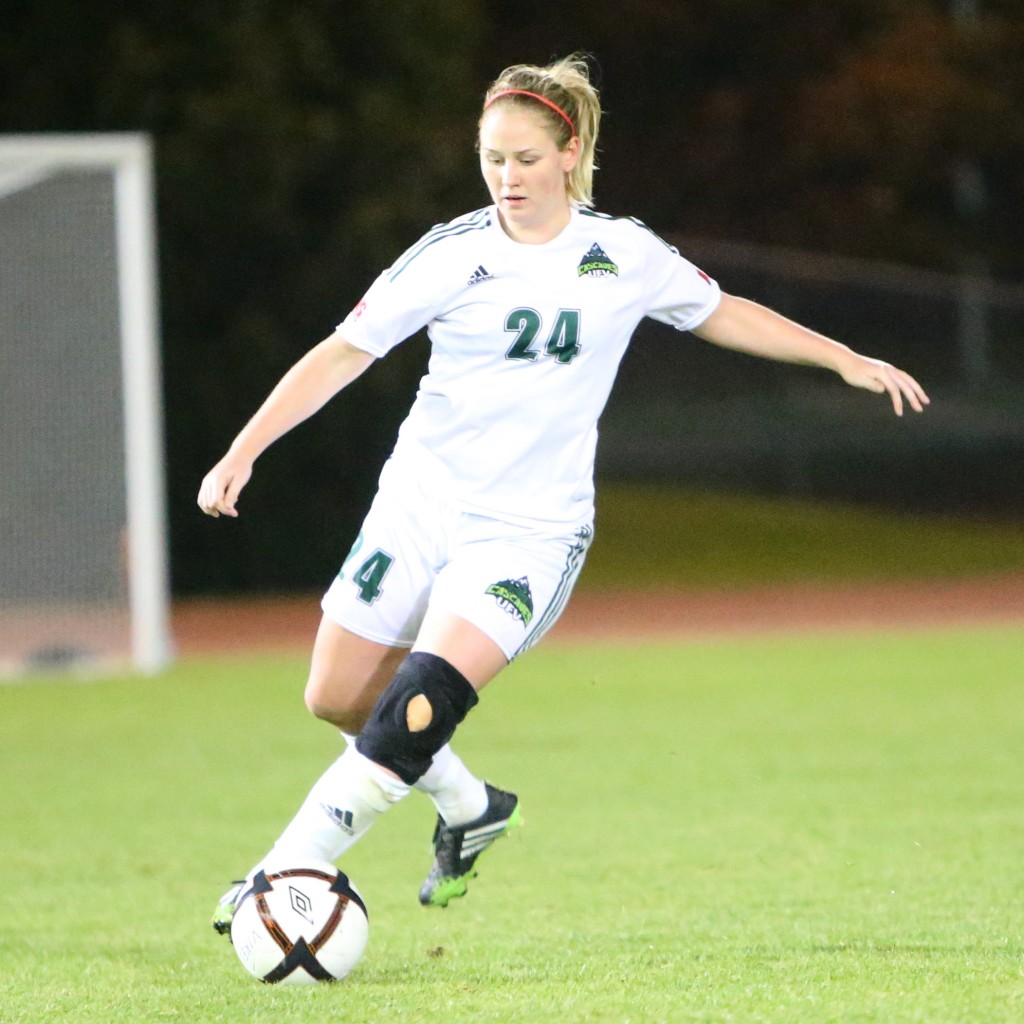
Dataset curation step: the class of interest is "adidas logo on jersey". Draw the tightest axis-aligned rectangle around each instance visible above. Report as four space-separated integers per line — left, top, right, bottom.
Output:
578 242 619 278
467 264 494 286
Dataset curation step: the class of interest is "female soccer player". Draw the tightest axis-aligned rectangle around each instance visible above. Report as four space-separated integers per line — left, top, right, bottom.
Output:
198 55 928 925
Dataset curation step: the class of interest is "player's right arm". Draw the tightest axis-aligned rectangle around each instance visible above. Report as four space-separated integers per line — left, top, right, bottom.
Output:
198 332 375 518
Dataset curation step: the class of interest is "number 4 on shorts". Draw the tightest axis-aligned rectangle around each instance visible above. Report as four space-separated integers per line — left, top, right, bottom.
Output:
339 535 395 605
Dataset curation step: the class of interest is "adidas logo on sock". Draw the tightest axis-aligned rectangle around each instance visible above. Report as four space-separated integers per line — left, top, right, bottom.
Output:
467 264 494 286
320 803 355 835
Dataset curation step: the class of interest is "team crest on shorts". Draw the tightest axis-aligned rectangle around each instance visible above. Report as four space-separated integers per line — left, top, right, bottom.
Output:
485 576 534 625
578 242 618 277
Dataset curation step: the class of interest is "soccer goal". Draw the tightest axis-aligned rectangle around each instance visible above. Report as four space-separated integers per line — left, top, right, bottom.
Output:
0 134 171 676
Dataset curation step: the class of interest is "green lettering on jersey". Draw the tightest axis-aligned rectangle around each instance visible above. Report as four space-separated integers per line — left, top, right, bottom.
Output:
351 548 394 605
504 307 582 365
504 307 543 361
338 533 394 605
546 309 581 363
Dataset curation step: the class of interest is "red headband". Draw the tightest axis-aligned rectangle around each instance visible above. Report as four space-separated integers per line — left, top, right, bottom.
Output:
484 89 576 134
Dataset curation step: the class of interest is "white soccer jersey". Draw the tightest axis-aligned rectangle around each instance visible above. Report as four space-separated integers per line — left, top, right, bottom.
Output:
338 204 721 527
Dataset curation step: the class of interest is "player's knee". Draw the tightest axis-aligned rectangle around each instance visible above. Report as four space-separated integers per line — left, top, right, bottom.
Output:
303 674 372 733
356 652 479 784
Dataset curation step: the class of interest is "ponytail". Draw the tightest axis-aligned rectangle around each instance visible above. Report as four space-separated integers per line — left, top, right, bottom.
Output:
481 53 602 207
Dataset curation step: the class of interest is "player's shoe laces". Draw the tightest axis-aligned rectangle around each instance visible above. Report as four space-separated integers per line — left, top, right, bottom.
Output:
211 880 245 936
418 782 521 908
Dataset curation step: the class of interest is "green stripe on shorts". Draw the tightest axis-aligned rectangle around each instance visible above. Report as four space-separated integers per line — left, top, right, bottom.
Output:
515 524 593 657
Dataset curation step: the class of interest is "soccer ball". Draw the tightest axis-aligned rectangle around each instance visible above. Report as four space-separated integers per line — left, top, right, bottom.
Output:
229 861 369 984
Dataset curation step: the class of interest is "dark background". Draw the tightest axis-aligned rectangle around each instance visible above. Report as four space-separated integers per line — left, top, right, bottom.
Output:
3 0 1021 594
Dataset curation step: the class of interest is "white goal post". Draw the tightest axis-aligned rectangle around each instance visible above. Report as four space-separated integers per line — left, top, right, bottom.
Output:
0 134 171 675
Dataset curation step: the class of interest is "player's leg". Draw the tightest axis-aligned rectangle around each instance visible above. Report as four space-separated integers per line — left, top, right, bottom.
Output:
304 614 407 731
212 621 410 933
411 519 594 906
212 476 497 929
212 628 486 931
306 595 491 827
311 474 516 881
340 601 519 907
352 611 507 784
218 612 505 925
286 475 492 858
309 627 491 830
375 605 519 906
262 620 413 869
269 614 505 871
214 624 497 926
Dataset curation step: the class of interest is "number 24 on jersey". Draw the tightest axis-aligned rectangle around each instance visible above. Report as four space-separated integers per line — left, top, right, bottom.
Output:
504 308 581 364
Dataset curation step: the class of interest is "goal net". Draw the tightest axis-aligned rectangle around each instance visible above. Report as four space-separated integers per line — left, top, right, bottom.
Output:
0 134 171 675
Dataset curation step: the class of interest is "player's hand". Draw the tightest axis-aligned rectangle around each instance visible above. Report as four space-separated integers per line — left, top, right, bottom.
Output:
839 354 930 417
197 453 253 518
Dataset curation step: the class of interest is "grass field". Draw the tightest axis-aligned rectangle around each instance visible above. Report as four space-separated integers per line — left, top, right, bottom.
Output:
3 625 1023 1022
585 485 1024 588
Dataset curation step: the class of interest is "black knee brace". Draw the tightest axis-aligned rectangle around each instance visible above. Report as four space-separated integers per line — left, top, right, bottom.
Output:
356 652 479 784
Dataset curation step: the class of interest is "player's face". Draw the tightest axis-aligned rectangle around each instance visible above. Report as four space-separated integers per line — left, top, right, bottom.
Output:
478 108 580 244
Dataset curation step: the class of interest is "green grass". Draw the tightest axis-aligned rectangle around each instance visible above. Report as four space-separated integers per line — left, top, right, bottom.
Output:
585 485 1024 588
3 627 1024 1022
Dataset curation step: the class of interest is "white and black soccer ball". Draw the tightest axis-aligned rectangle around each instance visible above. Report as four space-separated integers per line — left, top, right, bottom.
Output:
229 861 368 984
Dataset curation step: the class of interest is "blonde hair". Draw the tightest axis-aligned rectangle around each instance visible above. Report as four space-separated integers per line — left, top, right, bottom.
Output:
481 53 602 208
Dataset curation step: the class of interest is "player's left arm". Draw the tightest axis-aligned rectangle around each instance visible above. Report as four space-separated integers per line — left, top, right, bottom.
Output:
692 293 930 416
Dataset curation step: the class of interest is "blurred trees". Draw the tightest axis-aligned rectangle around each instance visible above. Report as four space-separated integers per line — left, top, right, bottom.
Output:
2 0 485 591
482 0 1024 272
1 0 1021 591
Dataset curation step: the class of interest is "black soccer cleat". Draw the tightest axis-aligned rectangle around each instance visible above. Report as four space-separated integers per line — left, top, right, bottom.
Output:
418 783 522 908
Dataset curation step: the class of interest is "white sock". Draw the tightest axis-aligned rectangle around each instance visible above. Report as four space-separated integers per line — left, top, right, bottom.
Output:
413 743 488 827
341 732 487 827
258 745 409 870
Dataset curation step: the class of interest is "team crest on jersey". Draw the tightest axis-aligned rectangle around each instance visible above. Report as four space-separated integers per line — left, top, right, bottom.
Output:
578 242 618 278
485 576 534 625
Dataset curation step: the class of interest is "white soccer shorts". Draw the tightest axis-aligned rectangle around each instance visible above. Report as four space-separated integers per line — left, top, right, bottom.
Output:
321 467 593 660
